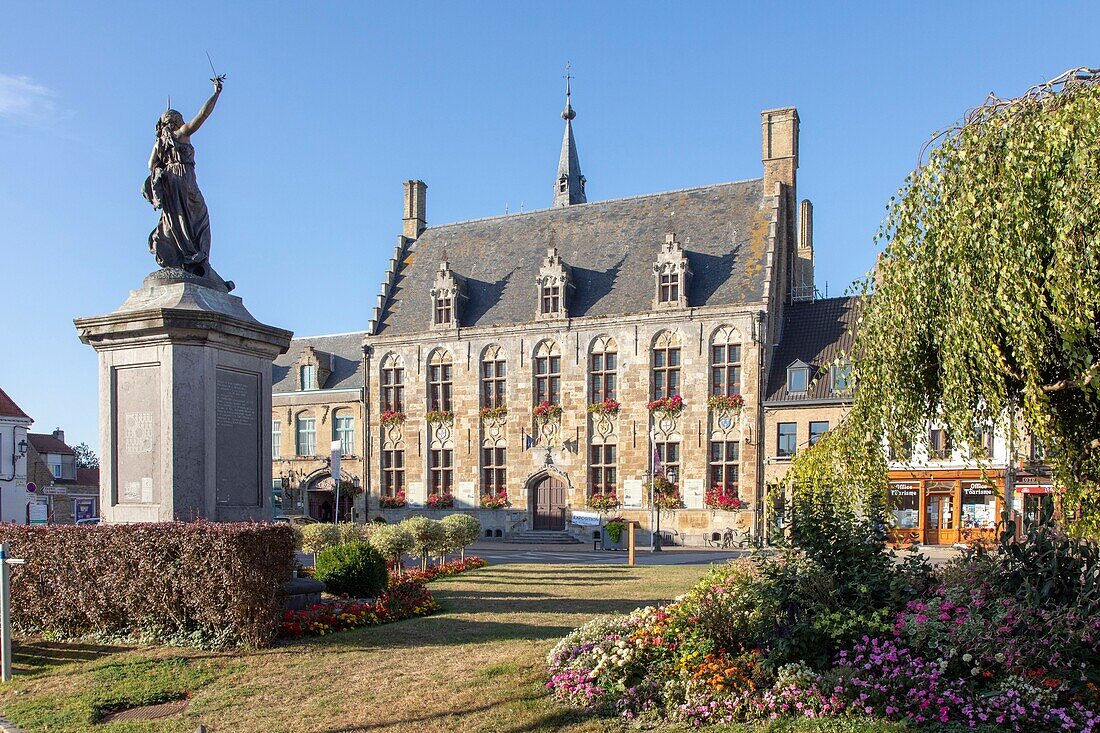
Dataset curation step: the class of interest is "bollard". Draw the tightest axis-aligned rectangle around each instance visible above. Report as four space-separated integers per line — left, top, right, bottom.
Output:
627 522 635 567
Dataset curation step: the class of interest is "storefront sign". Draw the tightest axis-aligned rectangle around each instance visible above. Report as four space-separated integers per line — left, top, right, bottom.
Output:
962 483 995 498
570 511 600 526
74 498 96 521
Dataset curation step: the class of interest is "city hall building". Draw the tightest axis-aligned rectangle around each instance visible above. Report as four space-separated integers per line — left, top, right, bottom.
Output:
348 90 817 542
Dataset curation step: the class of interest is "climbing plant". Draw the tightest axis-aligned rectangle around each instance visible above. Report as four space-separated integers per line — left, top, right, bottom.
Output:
786 68 1100 537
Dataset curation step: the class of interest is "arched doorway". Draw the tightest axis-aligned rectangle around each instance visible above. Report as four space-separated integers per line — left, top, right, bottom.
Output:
306 474 353 523
529 473 566 530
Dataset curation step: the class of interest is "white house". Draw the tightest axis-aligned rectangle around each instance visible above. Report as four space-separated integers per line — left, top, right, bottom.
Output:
0 386 34 524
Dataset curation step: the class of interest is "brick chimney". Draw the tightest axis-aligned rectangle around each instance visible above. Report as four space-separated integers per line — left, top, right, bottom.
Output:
403 180 427 239
52 428 65 444
761 107 800 303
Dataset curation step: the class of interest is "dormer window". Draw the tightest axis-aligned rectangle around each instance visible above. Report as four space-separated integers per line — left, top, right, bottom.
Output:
652 231 691 309
430 260 463 330
786 361 810 393
300 364 315 391
434 295 453 326
541 284 561 316
535 247 570 321
832 363 852 394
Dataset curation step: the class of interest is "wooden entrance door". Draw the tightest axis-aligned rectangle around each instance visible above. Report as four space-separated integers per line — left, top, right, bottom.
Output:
925 493 956 545
532 475 566 530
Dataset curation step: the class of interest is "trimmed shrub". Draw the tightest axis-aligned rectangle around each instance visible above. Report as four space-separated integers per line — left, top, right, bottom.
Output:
367 523 414 568
314 541 388 598
0 522 295 648
337 522 366 546
300 523 339 555
401 516 446 568
441 513 481 558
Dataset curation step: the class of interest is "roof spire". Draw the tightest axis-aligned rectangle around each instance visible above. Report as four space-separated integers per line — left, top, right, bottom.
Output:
553 63 586 207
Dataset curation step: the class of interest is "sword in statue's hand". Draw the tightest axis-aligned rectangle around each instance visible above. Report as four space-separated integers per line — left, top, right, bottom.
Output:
206 51 227 87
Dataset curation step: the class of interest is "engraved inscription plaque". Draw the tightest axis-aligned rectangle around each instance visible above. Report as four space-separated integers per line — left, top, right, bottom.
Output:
216 368 261 506
114 365 161 505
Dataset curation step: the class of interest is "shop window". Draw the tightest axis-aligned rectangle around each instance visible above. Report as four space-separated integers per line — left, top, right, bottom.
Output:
961 483 996 529
777 423 797 457
889 483 920 529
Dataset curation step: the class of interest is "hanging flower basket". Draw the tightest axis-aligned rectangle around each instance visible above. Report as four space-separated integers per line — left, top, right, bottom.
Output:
425 410 454 426
380 410 406 428
647 475 683 510
479 405 508 421
480 492 510 510
426 492 454 509
647 395 684 419
379 491 407 509
705 485 744 511
587 399 621 417
533 401 563 425
587 491 621 512
707 393 744 413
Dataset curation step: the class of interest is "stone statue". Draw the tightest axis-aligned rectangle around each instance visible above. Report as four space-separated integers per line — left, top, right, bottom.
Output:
143 78 223 281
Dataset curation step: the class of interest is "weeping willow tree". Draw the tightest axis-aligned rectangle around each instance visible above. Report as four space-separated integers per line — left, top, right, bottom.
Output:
785 67 1100 537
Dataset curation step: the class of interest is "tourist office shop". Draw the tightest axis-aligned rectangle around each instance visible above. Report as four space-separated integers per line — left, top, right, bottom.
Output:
887 472 1003 546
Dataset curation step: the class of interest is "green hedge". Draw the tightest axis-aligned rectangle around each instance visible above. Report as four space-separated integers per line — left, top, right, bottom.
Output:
315 541 388 598
0 522 296 648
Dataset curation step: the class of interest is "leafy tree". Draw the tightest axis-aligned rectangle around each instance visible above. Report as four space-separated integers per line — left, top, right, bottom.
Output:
786 68 1100 536
441 513 481 559
73 443 99 469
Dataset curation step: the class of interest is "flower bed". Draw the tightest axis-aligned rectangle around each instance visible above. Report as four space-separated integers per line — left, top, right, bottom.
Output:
480 492 510 509
546 533 1100 730
426 492 454 509
379 492 407 509
647 394 683 418
705 486 744 511
391 556 488 584
279 580 439 638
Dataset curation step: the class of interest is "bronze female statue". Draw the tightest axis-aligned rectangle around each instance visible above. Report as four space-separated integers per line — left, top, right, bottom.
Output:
143 78 222 277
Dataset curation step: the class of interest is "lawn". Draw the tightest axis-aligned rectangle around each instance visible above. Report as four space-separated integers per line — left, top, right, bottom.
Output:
0 563 905 732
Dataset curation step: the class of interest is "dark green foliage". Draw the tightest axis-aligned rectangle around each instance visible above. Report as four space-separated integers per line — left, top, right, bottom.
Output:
0 523 296 648
314 540 388 598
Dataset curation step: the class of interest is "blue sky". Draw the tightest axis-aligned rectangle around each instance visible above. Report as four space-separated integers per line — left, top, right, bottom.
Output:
2 1 1097 452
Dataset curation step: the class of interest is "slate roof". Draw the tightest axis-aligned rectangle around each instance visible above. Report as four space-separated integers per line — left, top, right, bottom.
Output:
29 433 74 455
374 179 770 335
272 331 366 393
0 387 30 420
765 296 862 403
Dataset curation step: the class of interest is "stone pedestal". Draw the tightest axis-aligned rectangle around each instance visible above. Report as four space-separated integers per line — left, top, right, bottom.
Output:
75 269 293 523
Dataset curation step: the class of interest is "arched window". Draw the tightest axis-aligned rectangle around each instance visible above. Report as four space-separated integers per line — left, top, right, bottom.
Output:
381 353 405 412
332 410 355 455
589 336 617 403
533 340 561 405
710 327 742 397
427 350 453 412
480 345 507 409
651 331 682 400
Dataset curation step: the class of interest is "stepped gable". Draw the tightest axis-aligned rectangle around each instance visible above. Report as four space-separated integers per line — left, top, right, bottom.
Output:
272 331 366 392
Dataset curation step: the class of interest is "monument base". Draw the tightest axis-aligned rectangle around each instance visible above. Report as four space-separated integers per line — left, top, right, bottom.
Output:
75 270 292 523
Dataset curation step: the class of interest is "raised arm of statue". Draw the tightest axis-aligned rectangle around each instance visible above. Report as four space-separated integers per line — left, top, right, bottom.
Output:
178 77 223 139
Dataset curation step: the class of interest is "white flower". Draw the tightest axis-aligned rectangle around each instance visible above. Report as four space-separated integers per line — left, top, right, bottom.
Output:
962 653 973 663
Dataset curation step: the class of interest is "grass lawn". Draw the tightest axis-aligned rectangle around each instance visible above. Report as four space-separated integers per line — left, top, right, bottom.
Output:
0 563 906 732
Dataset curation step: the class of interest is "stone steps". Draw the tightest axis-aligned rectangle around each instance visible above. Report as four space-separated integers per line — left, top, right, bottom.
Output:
507 531 581 545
